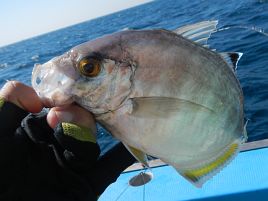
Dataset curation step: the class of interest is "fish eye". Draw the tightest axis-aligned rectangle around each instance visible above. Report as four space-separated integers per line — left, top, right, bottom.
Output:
78 57 101 77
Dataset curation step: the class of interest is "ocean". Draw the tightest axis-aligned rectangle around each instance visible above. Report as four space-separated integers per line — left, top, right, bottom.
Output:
0 0 267 151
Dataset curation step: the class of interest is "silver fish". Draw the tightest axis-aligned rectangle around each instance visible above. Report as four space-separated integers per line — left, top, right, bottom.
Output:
32 21 247 187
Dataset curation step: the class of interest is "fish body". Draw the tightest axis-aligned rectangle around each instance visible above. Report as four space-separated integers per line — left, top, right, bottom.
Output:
32 21 247 187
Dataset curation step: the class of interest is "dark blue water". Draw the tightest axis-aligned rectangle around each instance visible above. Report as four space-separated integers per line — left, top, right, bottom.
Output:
0 0 267 148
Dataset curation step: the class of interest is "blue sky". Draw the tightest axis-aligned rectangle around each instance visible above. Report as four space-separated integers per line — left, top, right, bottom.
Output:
0 0 151 47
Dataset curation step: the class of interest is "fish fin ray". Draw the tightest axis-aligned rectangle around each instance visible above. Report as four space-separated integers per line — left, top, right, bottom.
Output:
123 143 149 167
242 119 249 142
219 52 243 72
173 20 218 47
131 97 214 118
175 141 240 187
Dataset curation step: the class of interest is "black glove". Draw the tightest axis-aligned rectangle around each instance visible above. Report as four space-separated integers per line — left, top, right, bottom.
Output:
0 99 135 201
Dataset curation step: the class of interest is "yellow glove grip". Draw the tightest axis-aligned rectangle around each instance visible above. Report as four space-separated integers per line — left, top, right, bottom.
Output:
62 122 96 143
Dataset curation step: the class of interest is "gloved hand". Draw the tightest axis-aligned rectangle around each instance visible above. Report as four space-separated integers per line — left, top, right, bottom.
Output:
0 81 135 201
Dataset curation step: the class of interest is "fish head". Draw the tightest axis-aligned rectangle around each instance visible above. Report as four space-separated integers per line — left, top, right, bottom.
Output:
32 30 184 113
32 32 136 114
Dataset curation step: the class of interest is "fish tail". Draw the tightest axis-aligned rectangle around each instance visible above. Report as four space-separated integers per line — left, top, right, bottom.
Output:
180 140 241 187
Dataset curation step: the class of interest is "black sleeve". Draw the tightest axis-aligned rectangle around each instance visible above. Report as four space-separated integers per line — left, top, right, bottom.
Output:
0 100 136 201
0 101 28 136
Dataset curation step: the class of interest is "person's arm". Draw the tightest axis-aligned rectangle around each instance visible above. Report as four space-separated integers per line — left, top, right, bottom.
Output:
0 81 99 200
0 81 135 201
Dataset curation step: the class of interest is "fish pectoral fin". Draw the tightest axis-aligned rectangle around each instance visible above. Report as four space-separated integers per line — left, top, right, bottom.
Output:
173 20 218 47
174 142 240 188
219 52 243 72
131 97 214 118
123 143 149 168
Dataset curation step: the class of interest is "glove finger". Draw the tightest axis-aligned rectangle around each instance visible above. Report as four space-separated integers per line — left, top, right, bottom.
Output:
54 122 100 172
22 110 55 143
0 81 43 137
0 98 28 137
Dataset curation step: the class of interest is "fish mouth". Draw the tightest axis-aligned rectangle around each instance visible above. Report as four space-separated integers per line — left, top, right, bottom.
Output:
31 61 76 107
39 96 73 108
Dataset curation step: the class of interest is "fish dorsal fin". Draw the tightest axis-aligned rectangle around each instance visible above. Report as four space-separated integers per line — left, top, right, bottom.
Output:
219 52 243 72
173 20 218 47
131 97 214 119
123 143 149 168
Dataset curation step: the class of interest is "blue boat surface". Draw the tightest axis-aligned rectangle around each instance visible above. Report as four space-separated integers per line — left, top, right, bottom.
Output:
99 140 268 201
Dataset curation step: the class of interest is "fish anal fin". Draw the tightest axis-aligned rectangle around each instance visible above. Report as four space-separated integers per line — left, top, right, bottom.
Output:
219 52 243 72
174 142 240 187
123 143 149 168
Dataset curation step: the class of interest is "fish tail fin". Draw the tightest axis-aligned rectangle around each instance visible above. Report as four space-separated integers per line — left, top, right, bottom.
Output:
176 140 241 188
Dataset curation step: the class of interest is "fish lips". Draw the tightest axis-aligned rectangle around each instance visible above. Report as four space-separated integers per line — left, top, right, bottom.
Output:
32 61 77 107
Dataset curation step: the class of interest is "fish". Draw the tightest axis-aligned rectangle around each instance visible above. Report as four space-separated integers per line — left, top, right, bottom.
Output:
32 20 247 187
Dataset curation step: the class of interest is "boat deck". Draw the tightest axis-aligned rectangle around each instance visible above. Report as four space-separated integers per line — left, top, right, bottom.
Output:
99 140 268 201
